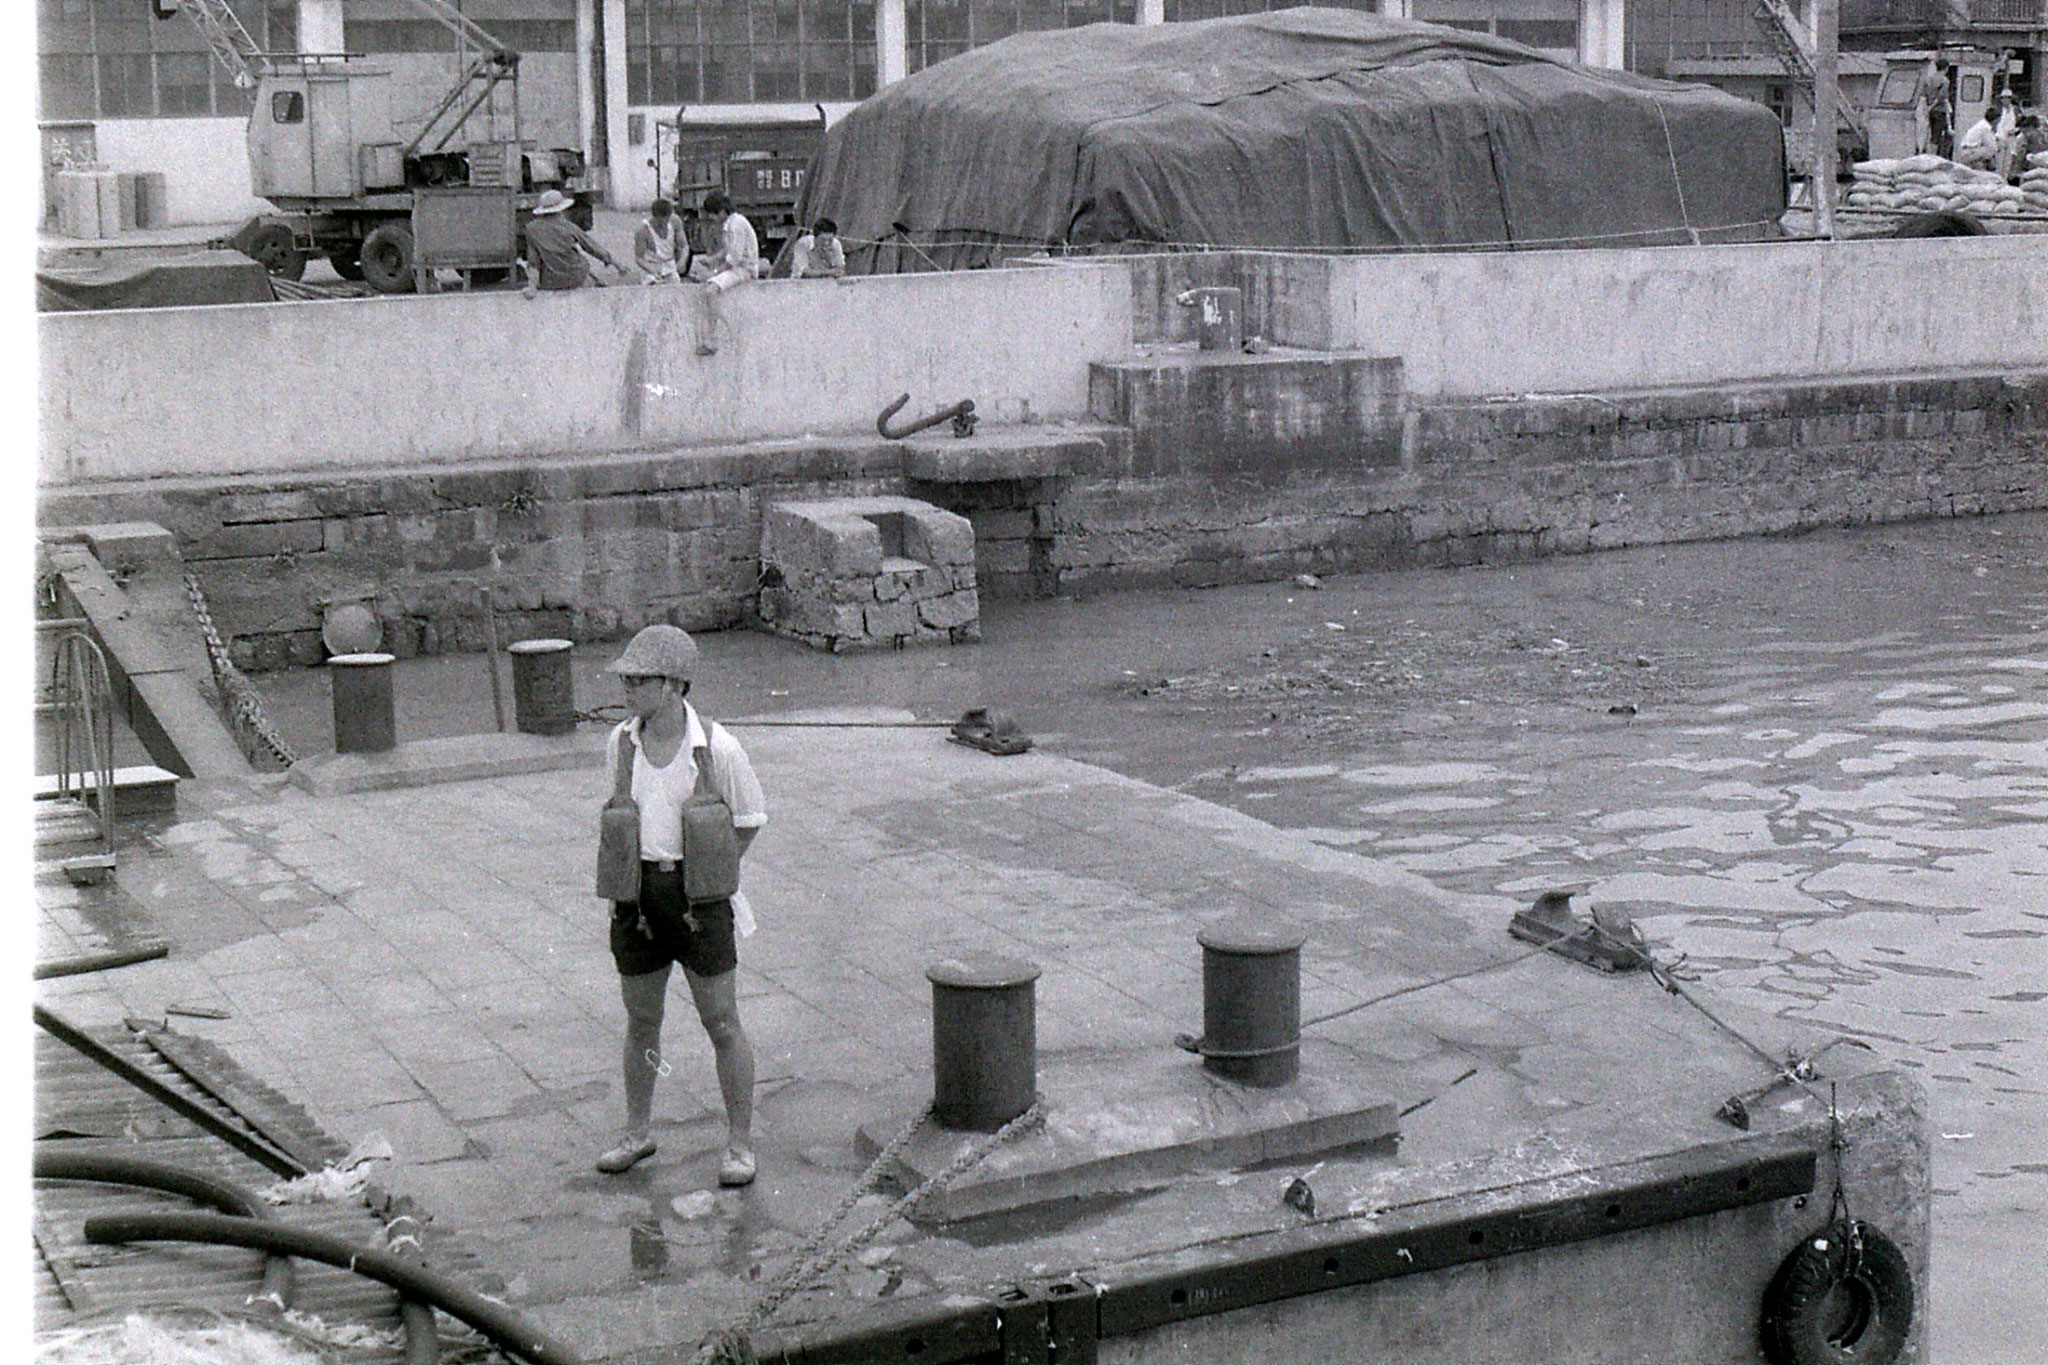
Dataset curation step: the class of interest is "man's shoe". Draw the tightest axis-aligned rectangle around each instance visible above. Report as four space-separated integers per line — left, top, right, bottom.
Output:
694 344 719 357
596 1136 658 1174
718 1147 756 1187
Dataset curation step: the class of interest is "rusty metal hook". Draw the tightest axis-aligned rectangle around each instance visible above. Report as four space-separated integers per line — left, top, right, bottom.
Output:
878 393 978 440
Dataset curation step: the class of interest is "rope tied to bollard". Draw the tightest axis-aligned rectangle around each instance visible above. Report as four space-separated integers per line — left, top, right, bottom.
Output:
184 572 297 770
693 1100 1047 1365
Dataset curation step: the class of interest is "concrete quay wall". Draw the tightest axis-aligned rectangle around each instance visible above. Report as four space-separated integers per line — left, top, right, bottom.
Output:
1125 235 2048 396
1053 370 2048 593
36 263 1133 486
41 370 2046 670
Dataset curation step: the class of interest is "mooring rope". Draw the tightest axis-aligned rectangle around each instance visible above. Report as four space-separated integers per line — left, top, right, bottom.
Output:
693 1101 1046 1364
184 572 297 771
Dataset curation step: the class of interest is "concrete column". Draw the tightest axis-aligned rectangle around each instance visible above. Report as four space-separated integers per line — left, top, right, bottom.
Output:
1138 0 1165 25
1579 0 1625 70
602 0 631 204
297 0 344 55
1813 0 1838 238
576 0 597 166
879 0 908 87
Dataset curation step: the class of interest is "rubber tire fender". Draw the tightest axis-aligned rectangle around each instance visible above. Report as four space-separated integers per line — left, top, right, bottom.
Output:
1761 1219 1914 1365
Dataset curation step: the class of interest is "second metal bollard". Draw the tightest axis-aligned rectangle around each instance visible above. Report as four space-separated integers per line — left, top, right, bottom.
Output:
508 638 576 735
926 952 1041 1131
1197 915 1306 1086
329 652 397 754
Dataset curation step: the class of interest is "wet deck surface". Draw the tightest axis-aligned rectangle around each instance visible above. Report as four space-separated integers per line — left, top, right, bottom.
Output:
35 510 2047 1360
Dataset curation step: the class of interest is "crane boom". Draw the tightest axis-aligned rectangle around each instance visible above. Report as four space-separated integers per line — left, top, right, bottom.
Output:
151 0 267 87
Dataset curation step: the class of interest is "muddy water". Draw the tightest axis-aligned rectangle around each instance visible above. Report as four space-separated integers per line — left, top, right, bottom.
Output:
256 511 2047 1359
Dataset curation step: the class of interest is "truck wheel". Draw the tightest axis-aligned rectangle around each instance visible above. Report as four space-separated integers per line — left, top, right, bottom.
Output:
328 244 365 281
359 222 416 294
245 223 306 281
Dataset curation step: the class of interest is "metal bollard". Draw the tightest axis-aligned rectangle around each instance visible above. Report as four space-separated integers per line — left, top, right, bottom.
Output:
507 638 576 736
329 652 397 754
1197 916 1306 1087
926 952 1041 1131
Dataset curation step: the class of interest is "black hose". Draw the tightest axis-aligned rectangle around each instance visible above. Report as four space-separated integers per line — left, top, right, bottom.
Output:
83 1211 581 1365
34 1149 296 1307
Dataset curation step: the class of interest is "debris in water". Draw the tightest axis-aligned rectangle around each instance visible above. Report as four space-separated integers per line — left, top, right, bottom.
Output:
1293 574 1322 590
38 1312 328 1365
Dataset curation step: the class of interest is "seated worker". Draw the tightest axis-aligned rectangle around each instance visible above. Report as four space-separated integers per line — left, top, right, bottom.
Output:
789 218 846 279
634 198 690 284
1957 102 2000 170
522 189 624 296
691 192 759 356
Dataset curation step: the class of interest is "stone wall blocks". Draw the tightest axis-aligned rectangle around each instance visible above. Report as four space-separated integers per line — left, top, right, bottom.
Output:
216 489 321 524
186 518 325 562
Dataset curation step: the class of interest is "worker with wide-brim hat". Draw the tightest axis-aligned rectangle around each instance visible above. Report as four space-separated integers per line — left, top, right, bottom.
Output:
521 188 626 297
595 624 767 1185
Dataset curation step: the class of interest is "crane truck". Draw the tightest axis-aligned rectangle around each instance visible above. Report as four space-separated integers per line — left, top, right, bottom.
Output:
154 0 591 292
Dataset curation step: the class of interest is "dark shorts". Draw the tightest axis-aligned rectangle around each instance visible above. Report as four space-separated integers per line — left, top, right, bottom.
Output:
610 865 737 978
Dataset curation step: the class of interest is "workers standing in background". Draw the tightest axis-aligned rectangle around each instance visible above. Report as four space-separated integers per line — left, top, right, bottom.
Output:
1992 89 2024 182
521 189 624 297
789 218 847 280
634 198 690 284
691 192 759 356
1918 56 1953 159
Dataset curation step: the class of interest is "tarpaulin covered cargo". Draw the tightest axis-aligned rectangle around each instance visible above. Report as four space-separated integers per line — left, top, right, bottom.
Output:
799 7 1786 270
37 250 275 311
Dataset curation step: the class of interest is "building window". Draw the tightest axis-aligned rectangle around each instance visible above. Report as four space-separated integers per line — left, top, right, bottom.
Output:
346 18 576 53
1411 1 1579 55
1163 0 1368 20
37 0 294 120
908 0 1138 73
627 0 878 104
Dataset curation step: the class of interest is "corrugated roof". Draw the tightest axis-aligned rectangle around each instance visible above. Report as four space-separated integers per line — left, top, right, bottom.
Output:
32 1026 411 1349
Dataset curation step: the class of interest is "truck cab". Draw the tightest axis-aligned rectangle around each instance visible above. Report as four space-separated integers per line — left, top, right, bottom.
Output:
663 106 829 267
1867 47 2002 160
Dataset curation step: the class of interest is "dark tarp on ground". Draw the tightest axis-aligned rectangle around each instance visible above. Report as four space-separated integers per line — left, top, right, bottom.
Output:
37 249 275 311
799 7 1787 270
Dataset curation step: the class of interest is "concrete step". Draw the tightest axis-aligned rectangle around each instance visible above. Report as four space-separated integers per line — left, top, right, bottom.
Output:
34 764 181 816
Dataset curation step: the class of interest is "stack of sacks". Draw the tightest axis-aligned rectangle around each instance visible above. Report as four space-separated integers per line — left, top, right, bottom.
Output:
2025 150 2048 215
1844 157 1905 210
1847 153 2029 216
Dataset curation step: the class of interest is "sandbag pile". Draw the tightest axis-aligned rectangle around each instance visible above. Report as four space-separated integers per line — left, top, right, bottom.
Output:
2025 150 2048 215
1844 153 2034 217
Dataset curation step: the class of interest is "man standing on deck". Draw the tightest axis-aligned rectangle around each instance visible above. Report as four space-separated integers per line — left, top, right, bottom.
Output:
595 626 766 1187
691 192 759 356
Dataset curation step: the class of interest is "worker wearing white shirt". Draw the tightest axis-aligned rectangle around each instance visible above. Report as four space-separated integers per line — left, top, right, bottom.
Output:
790 218 847 279
692 191 759 356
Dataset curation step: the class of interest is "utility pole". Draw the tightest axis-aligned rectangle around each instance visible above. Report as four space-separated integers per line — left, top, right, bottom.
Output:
1813 0 1839 238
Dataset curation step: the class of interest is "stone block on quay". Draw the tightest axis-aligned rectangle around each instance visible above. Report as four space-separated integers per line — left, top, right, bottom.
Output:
74 522 181 575
863 599 918 639
917 591 978 632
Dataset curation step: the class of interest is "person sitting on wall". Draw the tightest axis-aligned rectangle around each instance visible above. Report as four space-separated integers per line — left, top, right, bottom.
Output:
690 191 759 356
1958 100 2000 170
521 188 625 297
634 197 691 284
789 218 846 280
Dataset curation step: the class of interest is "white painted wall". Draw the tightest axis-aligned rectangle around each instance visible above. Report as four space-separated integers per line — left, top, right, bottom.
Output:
1323 235 2048 401
91 118 267 226
39 264 1133 485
